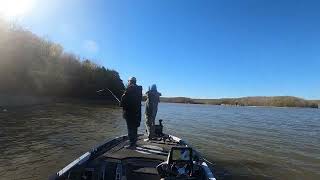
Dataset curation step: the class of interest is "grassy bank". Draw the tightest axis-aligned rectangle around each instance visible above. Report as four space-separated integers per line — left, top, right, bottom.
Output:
160 96 319 108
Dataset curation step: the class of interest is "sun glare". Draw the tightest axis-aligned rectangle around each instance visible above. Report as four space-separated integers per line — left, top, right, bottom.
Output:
0 0 34 18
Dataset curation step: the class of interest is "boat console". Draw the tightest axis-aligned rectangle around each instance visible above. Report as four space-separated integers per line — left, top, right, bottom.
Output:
157 147 204 180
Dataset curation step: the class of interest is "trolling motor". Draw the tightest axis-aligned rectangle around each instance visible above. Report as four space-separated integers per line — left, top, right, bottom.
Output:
155 119 164 137
146 119 172 142
147 119 163 138
153 119 174 142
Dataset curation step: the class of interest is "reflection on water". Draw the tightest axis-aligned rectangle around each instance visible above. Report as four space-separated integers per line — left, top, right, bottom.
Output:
0 103 319 180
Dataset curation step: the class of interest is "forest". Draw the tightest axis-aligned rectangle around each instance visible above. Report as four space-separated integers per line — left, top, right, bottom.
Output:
0 19 125 100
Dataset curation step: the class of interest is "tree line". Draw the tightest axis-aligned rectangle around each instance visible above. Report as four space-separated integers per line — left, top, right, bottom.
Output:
161 96 319 108
0 19 125 99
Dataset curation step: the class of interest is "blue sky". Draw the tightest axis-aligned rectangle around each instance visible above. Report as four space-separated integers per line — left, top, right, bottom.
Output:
6 0 320 99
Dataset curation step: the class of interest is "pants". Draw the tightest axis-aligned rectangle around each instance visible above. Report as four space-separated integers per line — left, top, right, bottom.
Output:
126 121 138 145
145 116 155 138
145 102 158 138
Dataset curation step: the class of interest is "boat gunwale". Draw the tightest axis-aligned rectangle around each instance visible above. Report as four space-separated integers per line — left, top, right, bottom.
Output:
50 135 129 180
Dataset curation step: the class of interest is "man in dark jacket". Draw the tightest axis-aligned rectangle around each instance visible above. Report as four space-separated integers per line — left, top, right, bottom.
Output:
120 77 142 148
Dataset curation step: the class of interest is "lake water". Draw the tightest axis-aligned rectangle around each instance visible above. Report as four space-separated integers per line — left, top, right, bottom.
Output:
0 103 319 180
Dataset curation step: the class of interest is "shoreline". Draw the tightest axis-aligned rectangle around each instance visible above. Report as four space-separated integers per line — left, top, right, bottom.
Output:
160 97 319 109
1 94 319 109
0 94 118 108
160 101 319 109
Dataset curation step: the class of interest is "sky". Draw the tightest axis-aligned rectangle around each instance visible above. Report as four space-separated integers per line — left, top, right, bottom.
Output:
1 0 320 99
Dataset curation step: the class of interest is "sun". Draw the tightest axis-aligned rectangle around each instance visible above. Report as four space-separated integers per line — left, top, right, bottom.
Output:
0 0 35 19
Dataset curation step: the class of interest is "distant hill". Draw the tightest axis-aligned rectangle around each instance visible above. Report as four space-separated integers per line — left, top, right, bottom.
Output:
160 97 195 104
160 96 319 108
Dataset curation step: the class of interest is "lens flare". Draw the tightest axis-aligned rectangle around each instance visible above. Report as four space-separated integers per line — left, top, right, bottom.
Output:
0 0 35 18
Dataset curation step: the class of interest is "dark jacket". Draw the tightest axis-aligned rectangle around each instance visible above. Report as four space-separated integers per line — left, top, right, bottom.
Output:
145 90 161 118
120 84 142 127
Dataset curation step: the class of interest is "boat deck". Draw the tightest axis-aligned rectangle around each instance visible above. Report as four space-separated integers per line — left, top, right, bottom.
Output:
91 135 184 180
101 135 181 161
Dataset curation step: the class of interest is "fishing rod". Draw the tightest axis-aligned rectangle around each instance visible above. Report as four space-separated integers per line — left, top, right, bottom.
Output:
96 88 121 103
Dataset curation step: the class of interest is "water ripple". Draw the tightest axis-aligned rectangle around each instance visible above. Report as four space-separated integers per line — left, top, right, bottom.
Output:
0 103 319 180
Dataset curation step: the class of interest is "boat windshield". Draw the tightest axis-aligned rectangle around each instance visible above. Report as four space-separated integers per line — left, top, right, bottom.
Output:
172 148 192 161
